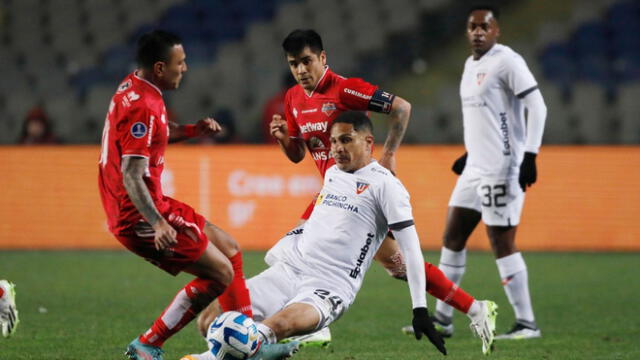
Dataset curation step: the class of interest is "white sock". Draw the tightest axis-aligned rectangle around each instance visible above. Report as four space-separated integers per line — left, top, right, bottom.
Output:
466 300 482 321
496 252 536 326
435 247 467 323
256 323 277 344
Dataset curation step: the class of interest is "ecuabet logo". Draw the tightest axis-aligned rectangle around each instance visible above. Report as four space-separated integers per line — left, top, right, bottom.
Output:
356 181 369 194
131 122 147 138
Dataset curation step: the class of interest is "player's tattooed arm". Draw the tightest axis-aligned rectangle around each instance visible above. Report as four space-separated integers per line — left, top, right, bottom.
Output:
122 156 177 250
121 156 163 225
380 96 411 173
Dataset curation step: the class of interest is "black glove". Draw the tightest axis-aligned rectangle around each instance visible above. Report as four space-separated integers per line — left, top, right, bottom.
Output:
451 152 467 175
412 307 447 355
519 152 537 192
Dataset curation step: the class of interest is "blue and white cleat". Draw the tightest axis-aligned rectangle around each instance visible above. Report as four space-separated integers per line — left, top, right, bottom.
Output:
249 341 300 360
280 327 331 348
0 280 19 338
125 338 164 360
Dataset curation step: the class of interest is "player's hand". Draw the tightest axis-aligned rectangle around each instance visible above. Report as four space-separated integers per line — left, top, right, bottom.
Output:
270 114 288 142
519 152 537 192
378 152 397 175
451 152 467 175
152 218 178 252
195 117 222 136
412 307 447 355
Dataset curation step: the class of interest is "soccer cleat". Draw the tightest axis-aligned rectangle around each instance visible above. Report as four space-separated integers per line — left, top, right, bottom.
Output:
495 322 541 340
401 316 454 338
0 280 19 338
125 338 164 360
280 327 331 348
249 341 300 360
469 300 498 355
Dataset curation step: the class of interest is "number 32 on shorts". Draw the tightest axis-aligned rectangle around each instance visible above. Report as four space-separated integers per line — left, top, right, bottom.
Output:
480 184 507 207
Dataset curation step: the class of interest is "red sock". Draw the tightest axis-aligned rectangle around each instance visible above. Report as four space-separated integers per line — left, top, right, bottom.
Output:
139 278 225 348
425 262 474 313
218 251 253 317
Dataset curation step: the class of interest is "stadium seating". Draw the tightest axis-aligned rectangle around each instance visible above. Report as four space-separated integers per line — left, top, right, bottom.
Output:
1 0 638 144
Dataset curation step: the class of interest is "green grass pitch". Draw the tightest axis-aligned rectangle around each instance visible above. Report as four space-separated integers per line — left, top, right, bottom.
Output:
0 251 638 359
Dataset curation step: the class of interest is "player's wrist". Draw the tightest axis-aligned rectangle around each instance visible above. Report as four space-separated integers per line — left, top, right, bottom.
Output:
412 307 428 317
183 124 198 138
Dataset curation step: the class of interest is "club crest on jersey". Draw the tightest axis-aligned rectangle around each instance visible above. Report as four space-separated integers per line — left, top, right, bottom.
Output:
356 181 369 194
322 102 336 116
476 72 487 85
131 122 147 138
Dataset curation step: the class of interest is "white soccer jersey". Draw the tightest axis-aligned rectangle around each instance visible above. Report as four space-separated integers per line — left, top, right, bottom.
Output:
276 161 414 304
460 43 539 178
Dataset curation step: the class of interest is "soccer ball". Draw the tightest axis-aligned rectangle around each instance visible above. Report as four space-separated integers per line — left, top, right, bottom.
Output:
207 311 261 360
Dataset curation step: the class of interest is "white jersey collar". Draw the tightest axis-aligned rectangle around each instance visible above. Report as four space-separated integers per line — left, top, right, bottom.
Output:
305 66 330 98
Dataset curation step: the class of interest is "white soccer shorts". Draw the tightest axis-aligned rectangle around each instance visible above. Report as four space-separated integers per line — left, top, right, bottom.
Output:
448 171 525 226
248 262 347 331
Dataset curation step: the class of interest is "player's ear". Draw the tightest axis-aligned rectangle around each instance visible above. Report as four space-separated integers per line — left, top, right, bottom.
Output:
365 134 374 148
153 61 165 77
319 50 327 66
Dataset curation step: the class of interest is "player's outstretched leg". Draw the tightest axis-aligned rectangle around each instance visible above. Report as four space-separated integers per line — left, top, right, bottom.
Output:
397 261 474 338
280 326 331 348
0 280 19 338
126 338 165 360
468 300 498 355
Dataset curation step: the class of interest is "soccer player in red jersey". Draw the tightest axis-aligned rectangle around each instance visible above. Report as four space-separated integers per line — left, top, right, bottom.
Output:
269 29 481 327
98 30 251 360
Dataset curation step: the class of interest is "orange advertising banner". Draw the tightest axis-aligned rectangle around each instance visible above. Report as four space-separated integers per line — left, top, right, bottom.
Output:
0 145 638 251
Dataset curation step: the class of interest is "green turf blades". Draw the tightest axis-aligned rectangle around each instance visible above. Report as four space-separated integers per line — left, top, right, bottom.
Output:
0 251 638 359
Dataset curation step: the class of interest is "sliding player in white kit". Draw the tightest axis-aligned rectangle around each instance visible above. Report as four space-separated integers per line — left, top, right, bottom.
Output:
423 5 547 340
182 112 501 359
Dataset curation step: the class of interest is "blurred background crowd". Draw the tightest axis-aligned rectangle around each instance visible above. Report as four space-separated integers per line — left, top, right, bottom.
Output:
0 0 638 145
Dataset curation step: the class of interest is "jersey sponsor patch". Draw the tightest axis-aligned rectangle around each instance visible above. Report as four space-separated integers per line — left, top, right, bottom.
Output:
321 102 336 116
130 122 148 138
356 181 369 194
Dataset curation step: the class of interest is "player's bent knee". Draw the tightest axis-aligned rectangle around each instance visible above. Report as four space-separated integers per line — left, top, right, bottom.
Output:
204 222 240 257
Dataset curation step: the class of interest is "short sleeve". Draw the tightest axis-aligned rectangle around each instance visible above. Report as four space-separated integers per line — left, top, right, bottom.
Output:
284 90 300 138
120 105 157 158
503 53 538 97
338 77 379 111
379 177 414 229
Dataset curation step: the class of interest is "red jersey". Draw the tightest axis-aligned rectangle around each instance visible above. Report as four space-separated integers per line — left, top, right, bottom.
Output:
98 72 170 235
284 67 395 177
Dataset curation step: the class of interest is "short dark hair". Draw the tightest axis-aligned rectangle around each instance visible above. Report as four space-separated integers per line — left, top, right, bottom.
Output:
468 5 500 20
136 30 182 69
282 29 324 56
332 111 373 134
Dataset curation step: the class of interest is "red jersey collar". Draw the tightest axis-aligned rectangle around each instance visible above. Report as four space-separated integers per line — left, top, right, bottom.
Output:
304 66 332 97
133 71 163 96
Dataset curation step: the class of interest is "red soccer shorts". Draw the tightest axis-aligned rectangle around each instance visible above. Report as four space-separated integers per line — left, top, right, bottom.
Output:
114 197 209 276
